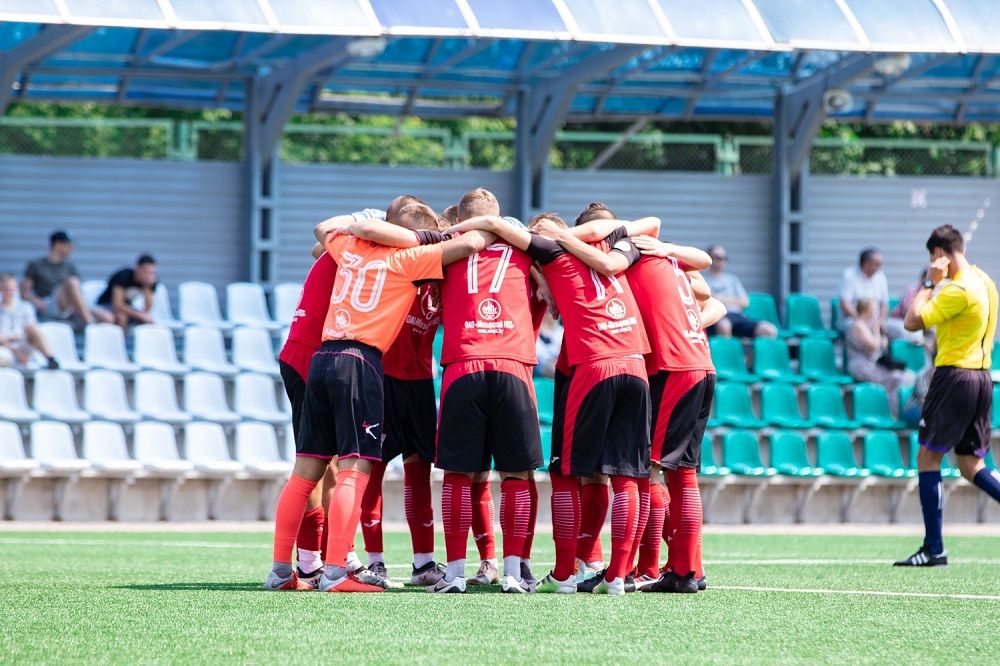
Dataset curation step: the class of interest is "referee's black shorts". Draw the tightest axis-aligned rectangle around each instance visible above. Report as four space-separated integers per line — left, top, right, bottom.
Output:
918 366 993 458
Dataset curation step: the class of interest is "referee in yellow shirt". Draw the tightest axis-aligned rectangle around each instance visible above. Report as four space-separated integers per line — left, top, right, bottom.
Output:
896 224 999 567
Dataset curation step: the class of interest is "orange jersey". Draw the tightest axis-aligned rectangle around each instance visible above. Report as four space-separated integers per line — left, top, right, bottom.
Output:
321 235 444 353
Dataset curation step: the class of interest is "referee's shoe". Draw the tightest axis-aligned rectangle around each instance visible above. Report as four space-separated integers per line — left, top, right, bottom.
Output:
894 545 948 567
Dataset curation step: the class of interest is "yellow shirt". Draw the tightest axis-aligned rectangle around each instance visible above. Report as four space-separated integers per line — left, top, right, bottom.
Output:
919 265 998 369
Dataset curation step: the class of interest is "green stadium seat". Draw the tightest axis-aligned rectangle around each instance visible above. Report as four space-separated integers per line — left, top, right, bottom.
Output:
760 383 812 428
863 430 912 478
709 337 759 383
539 425 553 471
829 297 841 332
907 432 960 478
699 433 728 475
853 383 906 430
744 292 792 338
993 341 1000 372
433 329 444 367
816 431 868 477
807 384 859 429
786 294 838 338
534 377 555 425
722 430 775 476
770 431 823 476
799 338 853 384
753 338 806 384
890 339 926 373
889 297 901 313
713 382 767 428
993 385 1000 429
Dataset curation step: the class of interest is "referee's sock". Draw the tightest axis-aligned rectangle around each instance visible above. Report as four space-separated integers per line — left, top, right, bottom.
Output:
918 471 944 555
973 467 1000 503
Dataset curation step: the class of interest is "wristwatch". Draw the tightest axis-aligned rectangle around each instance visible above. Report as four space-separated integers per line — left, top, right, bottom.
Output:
922 279 934 289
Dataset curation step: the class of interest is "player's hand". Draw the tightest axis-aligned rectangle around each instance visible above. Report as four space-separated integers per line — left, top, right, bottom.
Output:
928 256 950 285
444 217 495 235
331 224 358 237
632 235 669 257
532 219 563 239
536 280 559 320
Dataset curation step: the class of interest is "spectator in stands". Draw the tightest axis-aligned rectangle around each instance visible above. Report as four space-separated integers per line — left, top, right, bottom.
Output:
94 254 159 329
887 267 929 344
534 312 562 378
703 244 777 338
838 247 889 331
845 298 913 413
0 273 58 369
22 230 112 326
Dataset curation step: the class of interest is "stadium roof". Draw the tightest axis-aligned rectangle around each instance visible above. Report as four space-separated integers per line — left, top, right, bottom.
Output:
3 0 1000 124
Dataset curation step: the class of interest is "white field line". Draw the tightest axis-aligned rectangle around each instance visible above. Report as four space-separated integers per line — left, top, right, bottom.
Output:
713 585 1000 602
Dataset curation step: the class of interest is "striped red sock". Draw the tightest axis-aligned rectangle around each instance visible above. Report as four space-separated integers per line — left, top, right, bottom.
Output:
323 468 369 568
638 482 667 577
521 477 538 560
607 476 640 581
550 474 580 581
577 482 609 564
471 481 496 560
295 505 325 552
500 478 531 558
442 473 473 564
661 483 672 556
626 477 650 573
403 460 435 555
666 468 702 577
272 473 318 563
360 462 386 555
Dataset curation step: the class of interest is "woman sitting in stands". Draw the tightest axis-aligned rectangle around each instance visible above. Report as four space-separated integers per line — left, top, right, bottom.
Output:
845 297 914 414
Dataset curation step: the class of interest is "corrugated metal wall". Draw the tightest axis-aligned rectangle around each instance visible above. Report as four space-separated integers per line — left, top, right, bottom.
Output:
0 156 245 302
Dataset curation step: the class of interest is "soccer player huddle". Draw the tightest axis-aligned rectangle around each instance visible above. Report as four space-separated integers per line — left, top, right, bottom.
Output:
266 188 726 595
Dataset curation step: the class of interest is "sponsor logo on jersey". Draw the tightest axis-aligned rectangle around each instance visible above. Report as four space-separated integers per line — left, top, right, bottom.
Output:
292 307 306 322
606 298 627 320
478 298 502 321
334 308 351 329
686 308 701 331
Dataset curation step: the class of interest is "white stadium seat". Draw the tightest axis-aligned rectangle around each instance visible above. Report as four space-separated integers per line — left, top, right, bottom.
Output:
179 281 231 330
232 327 280 375
183 372 240 424
32 370 89 424
280 326 291 346
235 422 292 476
30 421 90 473
183 422 243 474
84 323 139 374
82 421 142 474
134 324 189 375
0 421 38 475
283 426 295 462
83 370 141 424
134 371 192 424
81 279 105 308
149 284 184 330
0 369 41 424
227 283 281 331
37 322 88 374
184 326 238 376
133 421 194 475
273 282 301 326
234 373 289 424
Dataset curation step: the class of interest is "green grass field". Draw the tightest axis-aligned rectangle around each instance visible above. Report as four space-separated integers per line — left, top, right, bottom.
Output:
2 530 999 664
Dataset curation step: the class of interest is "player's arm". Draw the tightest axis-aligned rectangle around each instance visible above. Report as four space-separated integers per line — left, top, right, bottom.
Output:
567 216 661 242
440 231 497 265
313 208 386 243
631 236 712 270
530 266 559 320
700 297 727 328
111 284 151 323
311 243 324 259
446 216 533 252
552 230 630 277
336 220 420 248
688 271 711 302
20 275 45 312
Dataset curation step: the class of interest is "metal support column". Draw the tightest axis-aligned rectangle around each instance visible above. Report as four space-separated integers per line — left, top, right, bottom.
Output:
244 81 280 287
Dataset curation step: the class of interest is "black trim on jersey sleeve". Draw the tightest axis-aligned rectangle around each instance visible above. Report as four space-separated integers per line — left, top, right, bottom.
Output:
603 225 629 247
415 229 451 245
609 236 641 268
525 234 564 265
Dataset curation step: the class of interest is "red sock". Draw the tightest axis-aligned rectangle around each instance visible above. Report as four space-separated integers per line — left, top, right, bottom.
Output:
626 477 650 573
607 476 640 580
550 474 580 581
666 468 702 577
360 462 386 555
638 482 667 577
471 480 496 560
661 484 672 559
404 460 435 555
320 484 333 562
323 468 369 568
296 506 325 552
500 478 531 558
522 477 538 560
442 473 473 563
577 482 609 564
272 473 318 563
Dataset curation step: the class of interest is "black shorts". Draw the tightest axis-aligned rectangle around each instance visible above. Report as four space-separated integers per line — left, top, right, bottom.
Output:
436 359 542 473
382 376 436 464
297 340 384 461
551 357 651 478
919 366 993 458
707 311 758 338
551 368 570 445
649 370 715 470
279 360 307 442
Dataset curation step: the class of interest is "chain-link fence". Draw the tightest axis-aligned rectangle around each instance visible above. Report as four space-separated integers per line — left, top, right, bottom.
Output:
0 118 175 159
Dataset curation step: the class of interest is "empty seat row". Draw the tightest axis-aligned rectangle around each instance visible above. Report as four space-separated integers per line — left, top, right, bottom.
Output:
743 292 838 339
711 337 853 385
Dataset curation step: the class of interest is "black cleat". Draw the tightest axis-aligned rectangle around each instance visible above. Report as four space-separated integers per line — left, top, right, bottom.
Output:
624 574 636 593
642 571 699 593
576 569 605 593
893 545 948 567
697 575 707 591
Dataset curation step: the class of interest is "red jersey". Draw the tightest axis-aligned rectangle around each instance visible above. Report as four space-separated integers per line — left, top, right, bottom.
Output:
526 229 648 366
628 256 715 374
382 284 441 380
281 253 335 353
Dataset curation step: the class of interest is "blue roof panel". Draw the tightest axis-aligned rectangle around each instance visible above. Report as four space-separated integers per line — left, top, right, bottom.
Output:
368 0 469 30
753 0 860 46
465 0 568 33
656 0 765 44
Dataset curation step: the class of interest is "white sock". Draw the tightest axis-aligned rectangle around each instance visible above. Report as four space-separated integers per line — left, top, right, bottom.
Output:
503 555 521 579
297 549 322 573
346 550 363 572
587 560 604 571
522 558 531 570
445 559 465 582
367 552 384 565
413 552 434 568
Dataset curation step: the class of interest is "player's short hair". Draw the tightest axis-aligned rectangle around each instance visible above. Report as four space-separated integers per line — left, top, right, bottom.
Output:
440 204 459 225
136 254 156 266
574 202 616 226
528 212 568 230
926 224 965 255
858 247 880 267
386 194 422 224
396 203 439 231
457 188 500 220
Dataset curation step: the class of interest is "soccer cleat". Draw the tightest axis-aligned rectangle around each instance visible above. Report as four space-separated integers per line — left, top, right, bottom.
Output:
630 573 659 592
893 545 948 567
520 562 537 592
467 558 499 586
595 575 626 596
410 561 446 586
351 565 400 590
624 574 636 593
535 572 576 594
264 569 311 591
576 569 606 593
318 571 385 593
500 575 531 593
697 575 707 591
642 571 699 593
296 567 323 590
426 577 466 593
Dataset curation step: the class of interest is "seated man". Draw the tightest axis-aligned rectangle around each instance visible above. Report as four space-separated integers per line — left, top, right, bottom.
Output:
703 244 776 338
22 230 112 326
838 247 889 332
0 273 58 369
94 254 158 328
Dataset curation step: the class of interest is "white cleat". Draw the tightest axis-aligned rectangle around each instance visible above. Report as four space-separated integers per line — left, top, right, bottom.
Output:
426 576 467 593
535 572 577 594
467 558 499 586
595 576 626 596
500 575 531 593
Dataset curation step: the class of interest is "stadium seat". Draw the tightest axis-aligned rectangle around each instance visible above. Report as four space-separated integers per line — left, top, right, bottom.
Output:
148 284 184 331
84 323 139 374
184 326 238 376
907 432 961 479
235 422 292 476
133 421 194 475
178 281 232 330
712 382 766 429
722 430 775 476
134 371 192 424
82 421 142 474
786 294 837 338
280 326 291 346
32 370 89 424
234 373 289 424
743 292 790 337
433 329 444 367
770 431 823 476
760 383 812 429
700 432 727 475
0 369 40 424
226 283 281 331
283 426 295 462
753 338 805 383
0 421 38 475
183 372 240 424
538 425 552 470
133 324 189 375
30 421 90 473
232 327 280 376
182 422 243 474
273 282 301 326
798 338 852 384
890 339 926 374
36 322 88 374
807 384 859 429
993 385 1000 429
83 370 141 424
709 337 759 383
829 297 841 332
534 377 555 424
853 383 906 430
81 279 105 308
863 431 911 478
816 431 868 477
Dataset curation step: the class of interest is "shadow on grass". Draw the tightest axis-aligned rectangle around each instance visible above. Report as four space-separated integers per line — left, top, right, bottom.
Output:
112 582 264 592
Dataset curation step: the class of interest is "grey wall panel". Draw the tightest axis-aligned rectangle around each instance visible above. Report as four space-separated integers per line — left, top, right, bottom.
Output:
276 164 514 283
547 171 774 292
0 156 244 304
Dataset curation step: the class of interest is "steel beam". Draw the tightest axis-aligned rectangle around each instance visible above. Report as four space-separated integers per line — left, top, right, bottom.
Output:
0 25 93 112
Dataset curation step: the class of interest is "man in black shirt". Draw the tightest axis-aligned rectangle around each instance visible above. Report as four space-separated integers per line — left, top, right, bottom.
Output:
95 254 159 328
